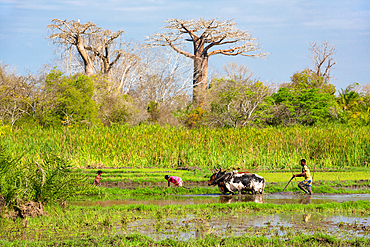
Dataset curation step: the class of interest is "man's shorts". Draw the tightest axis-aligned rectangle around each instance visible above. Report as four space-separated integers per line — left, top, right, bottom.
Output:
299 180 312 188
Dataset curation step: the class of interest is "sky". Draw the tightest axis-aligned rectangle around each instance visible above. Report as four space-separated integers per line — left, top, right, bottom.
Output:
0 0 369 89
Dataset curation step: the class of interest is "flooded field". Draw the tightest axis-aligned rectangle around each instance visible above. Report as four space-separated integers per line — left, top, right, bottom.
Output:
71 193 370 207
120 212 370 241
2 194 369 246
65 193 370 242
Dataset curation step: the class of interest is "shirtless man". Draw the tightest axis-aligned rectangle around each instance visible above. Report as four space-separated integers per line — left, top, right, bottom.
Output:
293 159 312 195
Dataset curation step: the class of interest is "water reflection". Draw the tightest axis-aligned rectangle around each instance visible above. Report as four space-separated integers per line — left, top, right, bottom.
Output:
71 193 370 207
220 194 264 204
299 195 312 204
120 212 370 241
303 213 311 222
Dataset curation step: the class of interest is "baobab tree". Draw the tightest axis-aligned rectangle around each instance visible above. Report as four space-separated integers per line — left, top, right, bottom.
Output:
148 18 268 105
47 19 125 77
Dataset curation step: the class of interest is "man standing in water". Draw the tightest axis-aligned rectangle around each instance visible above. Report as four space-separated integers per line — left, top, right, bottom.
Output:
293 159 312 195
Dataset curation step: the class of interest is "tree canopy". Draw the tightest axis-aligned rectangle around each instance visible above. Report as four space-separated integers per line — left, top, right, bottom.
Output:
47 19 125 76
148 18 268 105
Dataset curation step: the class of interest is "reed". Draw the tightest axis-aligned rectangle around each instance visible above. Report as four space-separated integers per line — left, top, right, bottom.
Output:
1 125 369 169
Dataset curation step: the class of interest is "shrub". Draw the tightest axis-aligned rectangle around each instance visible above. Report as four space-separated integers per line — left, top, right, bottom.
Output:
39 70 99 127
0 146 92 211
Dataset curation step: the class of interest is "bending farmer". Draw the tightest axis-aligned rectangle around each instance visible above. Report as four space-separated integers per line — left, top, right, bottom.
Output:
165 175 183 187
93 170 103 186
293 159 312 195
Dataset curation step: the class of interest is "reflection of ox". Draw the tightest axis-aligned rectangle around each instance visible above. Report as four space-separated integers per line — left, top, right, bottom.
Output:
208 168 265 195
220 194 264 204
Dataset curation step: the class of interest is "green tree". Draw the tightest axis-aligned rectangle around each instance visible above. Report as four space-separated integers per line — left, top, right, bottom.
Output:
290 69 335 95
40 70 98 127
98 94 131 126
270 71 336 126
337 83 370 125
208 78 272 128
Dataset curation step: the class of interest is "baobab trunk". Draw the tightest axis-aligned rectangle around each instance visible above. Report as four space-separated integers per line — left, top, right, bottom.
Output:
193 56 208 105
193 42 208 106
76 39 94 76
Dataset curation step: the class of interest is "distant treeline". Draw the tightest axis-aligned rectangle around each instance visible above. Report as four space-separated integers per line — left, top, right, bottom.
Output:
1 19 369 129
1 64 370 130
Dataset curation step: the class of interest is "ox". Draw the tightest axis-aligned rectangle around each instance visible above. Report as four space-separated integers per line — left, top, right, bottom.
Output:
208 169 265 195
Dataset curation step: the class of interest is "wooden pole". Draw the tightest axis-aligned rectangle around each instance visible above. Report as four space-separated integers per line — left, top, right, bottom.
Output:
312 155 317 181
282 177 294 192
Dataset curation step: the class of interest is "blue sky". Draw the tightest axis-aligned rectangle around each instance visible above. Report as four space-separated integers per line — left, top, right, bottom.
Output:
0 0 369 89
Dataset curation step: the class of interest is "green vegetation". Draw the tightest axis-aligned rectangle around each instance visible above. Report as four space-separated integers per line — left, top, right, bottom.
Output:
75 168 370 199
1 201 370 246
81 168 370 183
1 233 369 247
40 70 99 127
1 19 370 247
84 180 370 199
1 125 369 169
271 71 336 125
259 170 370 183
82 167 206 183
1 145 369 246
0 146 92 210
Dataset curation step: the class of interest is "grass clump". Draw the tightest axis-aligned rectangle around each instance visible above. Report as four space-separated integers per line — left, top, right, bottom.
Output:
0 146 93 217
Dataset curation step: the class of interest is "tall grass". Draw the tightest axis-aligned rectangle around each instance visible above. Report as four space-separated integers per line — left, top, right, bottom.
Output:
1 125 369 169
0 146 92 207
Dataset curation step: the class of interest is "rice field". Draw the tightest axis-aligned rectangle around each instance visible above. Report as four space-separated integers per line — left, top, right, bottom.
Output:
1 201 370 246
82 168 370 183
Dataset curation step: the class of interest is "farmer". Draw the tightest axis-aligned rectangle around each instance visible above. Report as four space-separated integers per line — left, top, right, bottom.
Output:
165 175 183 187
293 159 312 195
93 170 103 186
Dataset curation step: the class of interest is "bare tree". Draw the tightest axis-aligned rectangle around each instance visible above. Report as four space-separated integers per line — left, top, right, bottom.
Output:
362 84 370 95
130 47 192 108
92 29 125 76
207 63 274 127
223 62 254 82
309 41 336 82
0 64 41 129
147 18 268 105
108 42 142 95
47 19 124 77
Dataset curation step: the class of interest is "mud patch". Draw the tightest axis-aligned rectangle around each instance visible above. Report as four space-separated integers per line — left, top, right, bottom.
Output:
101 180 208 190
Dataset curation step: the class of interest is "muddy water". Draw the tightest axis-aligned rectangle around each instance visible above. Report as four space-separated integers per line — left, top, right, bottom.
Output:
118 213 370 241
71 193 370 207
69 194 370 241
